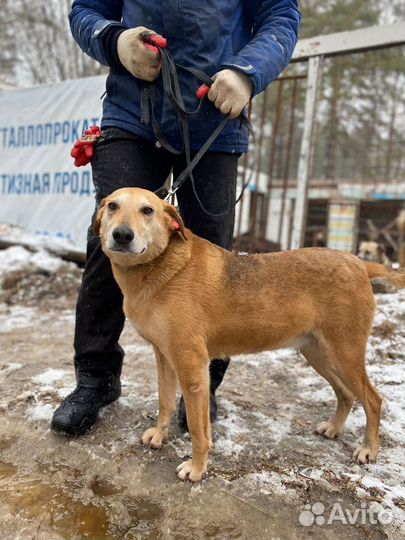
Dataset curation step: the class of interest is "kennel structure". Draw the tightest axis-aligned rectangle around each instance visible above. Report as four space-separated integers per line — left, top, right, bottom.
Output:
234 22 405 259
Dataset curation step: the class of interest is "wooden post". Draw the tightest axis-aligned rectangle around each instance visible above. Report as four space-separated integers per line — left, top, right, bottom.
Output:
292 22 405 61
291 55 323 249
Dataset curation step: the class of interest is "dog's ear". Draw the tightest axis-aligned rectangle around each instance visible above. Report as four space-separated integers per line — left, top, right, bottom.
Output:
164 203 187 241
93 198 108 235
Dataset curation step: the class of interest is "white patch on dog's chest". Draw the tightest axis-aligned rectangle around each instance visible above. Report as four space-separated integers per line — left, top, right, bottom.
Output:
280 334 312 350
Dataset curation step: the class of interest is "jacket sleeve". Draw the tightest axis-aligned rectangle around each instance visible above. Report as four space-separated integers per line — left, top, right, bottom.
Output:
220 0 301 96
69 0 125 66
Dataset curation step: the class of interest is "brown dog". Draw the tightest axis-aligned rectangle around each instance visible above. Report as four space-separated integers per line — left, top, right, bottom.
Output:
95 187 405 482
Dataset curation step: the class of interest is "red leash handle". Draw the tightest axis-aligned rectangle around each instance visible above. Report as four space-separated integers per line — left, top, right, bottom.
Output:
196 84 210 100
140 31 167 53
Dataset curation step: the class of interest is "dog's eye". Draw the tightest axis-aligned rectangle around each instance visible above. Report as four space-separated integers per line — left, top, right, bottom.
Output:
108 202 118 211
142 206 154 215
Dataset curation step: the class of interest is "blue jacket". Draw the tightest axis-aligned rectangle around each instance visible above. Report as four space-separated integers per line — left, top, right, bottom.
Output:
70 1 300 153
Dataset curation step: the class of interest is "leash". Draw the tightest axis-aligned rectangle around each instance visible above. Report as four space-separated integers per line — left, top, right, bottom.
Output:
140 32 253 217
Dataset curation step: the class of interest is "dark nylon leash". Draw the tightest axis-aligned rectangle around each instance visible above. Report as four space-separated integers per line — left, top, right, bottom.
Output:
140 34 254 217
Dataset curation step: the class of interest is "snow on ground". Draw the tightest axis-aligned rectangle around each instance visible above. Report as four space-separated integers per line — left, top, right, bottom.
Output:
0 245 82 308
0 363 23 379
32 368 67 385
0 245 65 275
0 222 84 259
0 253 404 539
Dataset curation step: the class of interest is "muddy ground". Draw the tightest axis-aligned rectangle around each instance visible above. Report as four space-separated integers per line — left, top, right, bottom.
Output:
0 247 404 540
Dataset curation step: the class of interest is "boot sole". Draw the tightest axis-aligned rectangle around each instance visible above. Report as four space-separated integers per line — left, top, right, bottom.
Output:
51 416 95 437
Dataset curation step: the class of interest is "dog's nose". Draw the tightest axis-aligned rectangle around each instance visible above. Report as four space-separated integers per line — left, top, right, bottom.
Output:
112 227 134 245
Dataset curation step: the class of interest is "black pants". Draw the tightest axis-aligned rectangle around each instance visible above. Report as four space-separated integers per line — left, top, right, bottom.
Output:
74 127 239 385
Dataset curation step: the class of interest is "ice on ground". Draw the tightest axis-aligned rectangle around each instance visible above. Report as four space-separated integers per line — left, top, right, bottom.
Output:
32 368 67 385
233 470 297 497
215 398 251 455
28 402 55 421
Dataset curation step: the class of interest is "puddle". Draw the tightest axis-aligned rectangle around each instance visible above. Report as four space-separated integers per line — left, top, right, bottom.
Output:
91 477 125 497
51 496 110 540
0 460 163 540
0 460 17 480
0 467 112 539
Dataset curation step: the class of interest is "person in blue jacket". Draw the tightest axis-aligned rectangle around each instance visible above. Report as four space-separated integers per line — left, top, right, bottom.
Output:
51 0 300 436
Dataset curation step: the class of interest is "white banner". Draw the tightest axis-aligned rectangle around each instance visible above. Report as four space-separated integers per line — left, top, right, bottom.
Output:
0 76 107 250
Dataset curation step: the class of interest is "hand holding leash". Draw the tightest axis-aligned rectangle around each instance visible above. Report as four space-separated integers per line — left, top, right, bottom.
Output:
207 69 253 118
117 27 166 81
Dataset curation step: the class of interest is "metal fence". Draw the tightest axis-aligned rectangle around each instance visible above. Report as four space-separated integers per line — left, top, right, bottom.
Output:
234 22 405 260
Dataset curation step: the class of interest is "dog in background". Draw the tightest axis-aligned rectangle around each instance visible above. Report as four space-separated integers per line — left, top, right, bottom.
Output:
95 188 405 482
357 241 391 267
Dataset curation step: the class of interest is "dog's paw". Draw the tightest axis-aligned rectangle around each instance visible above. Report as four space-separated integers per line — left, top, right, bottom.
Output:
176 460 206 482
353 446 378 464
315 421 340 439
141 427 166 449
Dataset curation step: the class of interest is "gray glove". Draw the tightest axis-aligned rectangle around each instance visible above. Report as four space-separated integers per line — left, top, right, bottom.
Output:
117 26 162 81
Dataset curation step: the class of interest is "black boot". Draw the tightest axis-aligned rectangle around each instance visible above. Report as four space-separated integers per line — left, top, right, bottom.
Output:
51 371 121 436
178 357 230 431
51 355 122 437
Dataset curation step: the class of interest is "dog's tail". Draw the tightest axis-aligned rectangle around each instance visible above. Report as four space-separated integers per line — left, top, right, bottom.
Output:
364 261 405 289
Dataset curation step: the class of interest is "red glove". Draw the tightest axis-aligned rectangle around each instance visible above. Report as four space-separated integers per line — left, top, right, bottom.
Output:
71 126 101 167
